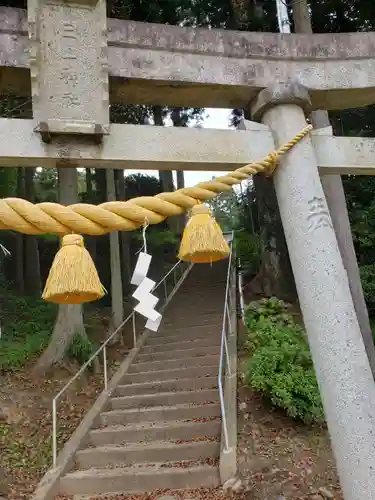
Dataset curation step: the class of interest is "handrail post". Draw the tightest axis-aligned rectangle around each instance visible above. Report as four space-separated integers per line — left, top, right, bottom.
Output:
103 345 108 391
132 312 137 348
52 398 57 468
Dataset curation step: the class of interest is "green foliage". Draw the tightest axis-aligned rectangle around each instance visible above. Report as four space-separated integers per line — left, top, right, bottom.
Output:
0 284 97 370
34 168 58 202
235 230 262 277
0 167 17 198
132 228 179 257
243 298 324 424
208 190 240 232
360 265 375 317
68 334 96 367
0 289 57 371
125 173 163 199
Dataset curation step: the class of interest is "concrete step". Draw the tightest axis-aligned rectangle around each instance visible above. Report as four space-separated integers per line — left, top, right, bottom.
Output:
120 365 218 384
76 440 220 469
162 311 222 327
152 322 220 336
89 419 221 446
146 328 220 345
114 375 218 397
160 320 222 331
129 355 219 374
175 291 225 299
100 402 221 426
59 464 221 495
164 308 223 319
110 388 219 410
141 337 220 354
166 304 223 314
136 345 220 363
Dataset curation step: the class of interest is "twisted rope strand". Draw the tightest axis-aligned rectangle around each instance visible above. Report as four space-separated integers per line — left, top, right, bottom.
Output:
0 125 312 236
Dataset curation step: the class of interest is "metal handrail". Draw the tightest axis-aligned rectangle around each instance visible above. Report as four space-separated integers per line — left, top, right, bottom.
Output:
52 259 190 467
218 231 236 452
238 259 245 321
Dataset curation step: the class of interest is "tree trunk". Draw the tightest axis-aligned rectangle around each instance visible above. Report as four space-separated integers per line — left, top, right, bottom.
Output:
14 232 24 295
252 173 296 301
106 168 124 331
153 105 180 233
14 168 25 294
116 169 131 296
34 167 92 374
240 114 296 300
85 168 97 264
24 167 41 296
176 171 184 190
292 0 312 33
292 0 375 376
172 108 187 234
176 170 186 232
34 304 87 372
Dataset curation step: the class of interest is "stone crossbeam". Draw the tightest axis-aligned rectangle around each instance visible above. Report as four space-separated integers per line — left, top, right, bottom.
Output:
0 117 374 174
0 118 274 170
1 7 375 109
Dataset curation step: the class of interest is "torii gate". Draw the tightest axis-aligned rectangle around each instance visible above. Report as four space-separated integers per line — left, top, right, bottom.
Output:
1 2 375 499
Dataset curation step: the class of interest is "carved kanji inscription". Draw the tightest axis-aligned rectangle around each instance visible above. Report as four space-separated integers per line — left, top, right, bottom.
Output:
307 196 332 232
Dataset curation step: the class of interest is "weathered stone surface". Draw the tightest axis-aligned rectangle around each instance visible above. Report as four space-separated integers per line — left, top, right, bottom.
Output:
1 6 375 109
27 0 109 137
1 117 375 174
251 82 312 122
0 118 274 170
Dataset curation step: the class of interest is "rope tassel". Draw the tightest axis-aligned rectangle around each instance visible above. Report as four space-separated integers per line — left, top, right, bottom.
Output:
42 234 105 304
178 204 230 263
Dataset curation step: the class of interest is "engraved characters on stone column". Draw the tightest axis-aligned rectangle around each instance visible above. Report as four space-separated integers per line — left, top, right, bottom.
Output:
307 196 333 232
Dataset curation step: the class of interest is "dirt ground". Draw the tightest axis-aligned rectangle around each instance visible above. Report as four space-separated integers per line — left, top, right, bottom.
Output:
237 355 342 500
0 315 133 500
1 320 342 500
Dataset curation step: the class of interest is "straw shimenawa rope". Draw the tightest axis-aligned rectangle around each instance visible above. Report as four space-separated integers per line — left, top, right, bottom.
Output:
0 125 312 236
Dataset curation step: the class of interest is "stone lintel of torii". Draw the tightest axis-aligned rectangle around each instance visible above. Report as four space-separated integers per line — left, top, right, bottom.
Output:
1 5 375 110
2 2 375 500
0 118 375 174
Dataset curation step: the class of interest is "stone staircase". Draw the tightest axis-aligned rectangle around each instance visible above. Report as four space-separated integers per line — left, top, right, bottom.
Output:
59 262 228 497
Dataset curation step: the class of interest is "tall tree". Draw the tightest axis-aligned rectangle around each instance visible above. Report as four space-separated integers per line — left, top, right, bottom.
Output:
106 168 124 330
34 167 94 373
226 0 296 300
24 167 42 296
153 106 179 233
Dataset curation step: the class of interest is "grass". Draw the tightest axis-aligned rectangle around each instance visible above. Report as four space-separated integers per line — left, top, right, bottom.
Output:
0 285 57 371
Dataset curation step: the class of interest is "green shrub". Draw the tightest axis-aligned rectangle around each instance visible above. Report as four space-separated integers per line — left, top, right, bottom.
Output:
0 292 57 371
235 230 262 277
360 264 375 317
68 333 96 367
243 298 324 424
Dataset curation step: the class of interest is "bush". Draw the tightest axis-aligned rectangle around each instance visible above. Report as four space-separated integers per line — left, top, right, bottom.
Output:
1 284 98 371
0 292 57 371
360 264 375 317
68 333 97 367
235 230 262 277
243 298 324 424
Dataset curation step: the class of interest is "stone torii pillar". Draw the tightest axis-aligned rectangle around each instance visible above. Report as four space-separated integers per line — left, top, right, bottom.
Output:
251 82 375 500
